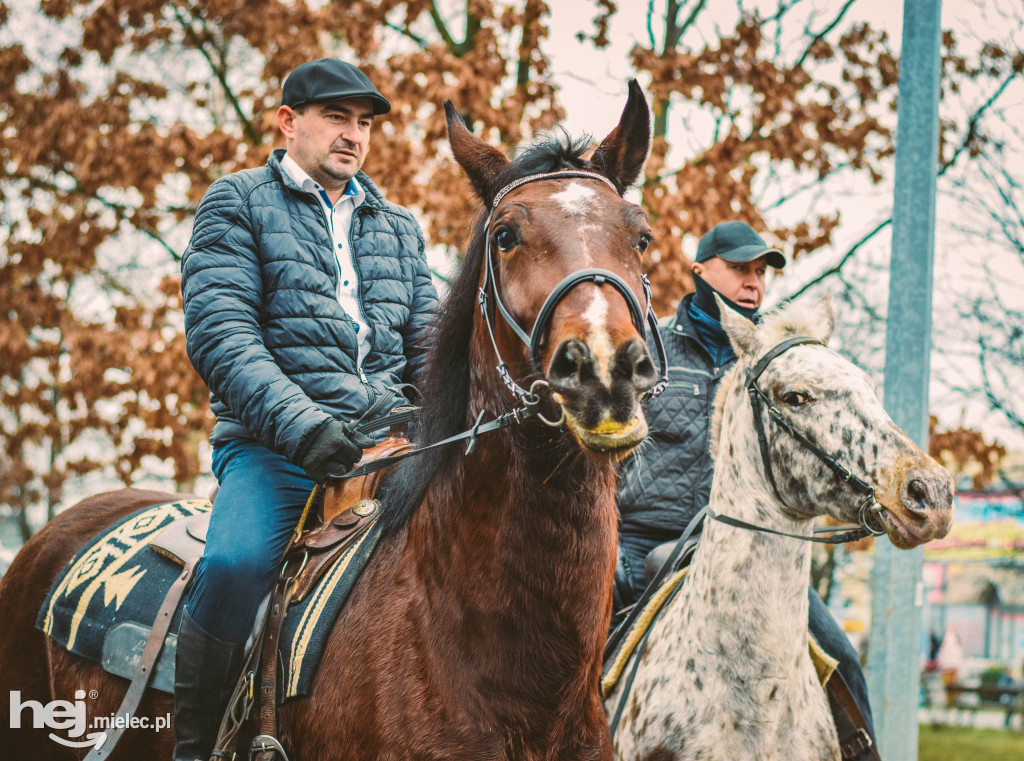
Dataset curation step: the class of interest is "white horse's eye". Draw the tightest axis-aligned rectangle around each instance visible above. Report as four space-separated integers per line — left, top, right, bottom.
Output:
782 391 811 407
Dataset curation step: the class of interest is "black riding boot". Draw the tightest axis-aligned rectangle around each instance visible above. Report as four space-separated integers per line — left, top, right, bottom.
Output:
173 609 244 761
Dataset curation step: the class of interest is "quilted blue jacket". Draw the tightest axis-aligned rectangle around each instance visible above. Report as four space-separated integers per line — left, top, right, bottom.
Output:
181 149 438 464
616 294 732 536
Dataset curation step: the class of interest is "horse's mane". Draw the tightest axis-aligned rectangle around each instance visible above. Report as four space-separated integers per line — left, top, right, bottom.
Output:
709 299 825 461
375 129 595 537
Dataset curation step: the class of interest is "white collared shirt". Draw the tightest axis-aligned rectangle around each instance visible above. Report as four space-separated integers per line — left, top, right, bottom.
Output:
281 152 370 364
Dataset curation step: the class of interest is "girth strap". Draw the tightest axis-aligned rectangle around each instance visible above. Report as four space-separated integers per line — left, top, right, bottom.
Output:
827 669 882 761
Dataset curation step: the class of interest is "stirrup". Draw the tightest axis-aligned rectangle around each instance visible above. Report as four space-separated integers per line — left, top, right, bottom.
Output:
249 734 290 761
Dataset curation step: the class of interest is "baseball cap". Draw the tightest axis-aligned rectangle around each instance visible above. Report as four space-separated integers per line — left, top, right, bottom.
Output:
281 58 391 115
695 221 786 269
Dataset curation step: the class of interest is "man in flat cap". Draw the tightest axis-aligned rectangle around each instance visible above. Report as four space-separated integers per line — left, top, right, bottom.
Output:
176 58 438 760
613 221 876 743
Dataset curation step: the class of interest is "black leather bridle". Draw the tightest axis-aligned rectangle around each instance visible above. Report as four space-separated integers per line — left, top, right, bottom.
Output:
333 170 668 480
476 169 669 405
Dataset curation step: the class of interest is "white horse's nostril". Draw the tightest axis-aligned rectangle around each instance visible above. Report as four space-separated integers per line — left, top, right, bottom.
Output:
902 477 931 514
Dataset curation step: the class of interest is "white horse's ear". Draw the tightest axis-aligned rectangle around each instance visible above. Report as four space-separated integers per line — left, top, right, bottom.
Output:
716 294 762 360
810 295 835 345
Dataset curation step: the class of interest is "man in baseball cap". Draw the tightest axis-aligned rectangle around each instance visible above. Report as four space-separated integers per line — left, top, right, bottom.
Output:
692 220 785 312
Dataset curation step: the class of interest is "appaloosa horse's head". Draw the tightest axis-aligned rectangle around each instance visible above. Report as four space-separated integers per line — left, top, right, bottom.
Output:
445 80 658 457
715 297 954 548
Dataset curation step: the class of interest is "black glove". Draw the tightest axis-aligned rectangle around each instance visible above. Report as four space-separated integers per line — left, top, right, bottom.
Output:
299 420 376 482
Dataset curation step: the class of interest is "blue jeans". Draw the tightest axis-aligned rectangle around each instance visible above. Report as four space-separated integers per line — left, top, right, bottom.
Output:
184 439 316 644
615 531 875 738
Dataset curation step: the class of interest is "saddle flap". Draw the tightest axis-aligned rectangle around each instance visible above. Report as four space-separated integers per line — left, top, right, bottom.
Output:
300 500 378 551
149 513 209 567
101 622 176 695
289 501 379 603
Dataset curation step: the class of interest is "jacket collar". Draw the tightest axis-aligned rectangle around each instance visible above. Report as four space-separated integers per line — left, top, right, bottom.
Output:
670 293 699 338
268 148 387 210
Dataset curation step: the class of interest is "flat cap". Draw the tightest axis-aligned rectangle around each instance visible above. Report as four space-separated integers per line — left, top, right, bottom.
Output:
281 58 390 114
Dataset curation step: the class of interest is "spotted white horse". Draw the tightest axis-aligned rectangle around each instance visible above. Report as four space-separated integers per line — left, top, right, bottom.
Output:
605 297 954 761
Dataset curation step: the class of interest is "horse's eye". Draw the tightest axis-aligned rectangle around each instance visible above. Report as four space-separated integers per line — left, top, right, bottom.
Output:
782 391 811 408
495 228 517 252
636 233 653 254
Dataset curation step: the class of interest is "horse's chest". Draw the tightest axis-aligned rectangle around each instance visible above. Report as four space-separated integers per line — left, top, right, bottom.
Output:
615 668 838 761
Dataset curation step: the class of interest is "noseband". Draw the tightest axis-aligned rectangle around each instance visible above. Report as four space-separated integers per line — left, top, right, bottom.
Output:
737 336 887 541
476 170 669 405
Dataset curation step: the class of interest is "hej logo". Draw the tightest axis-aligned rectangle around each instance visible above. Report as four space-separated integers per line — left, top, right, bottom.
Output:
9 690 107 749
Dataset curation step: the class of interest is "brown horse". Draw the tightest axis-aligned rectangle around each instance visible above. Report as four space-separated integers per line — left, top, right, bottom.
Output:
0 82 658 760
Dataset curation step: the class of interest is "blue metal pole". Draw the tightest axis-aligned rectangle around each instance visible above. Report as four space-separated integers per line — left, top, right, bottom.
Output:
866 0 943 758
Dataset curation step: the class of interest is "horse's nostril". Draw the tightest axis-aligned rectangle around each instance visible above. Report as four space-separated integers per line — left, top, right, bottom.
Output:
548 339 591 390
613 339 656 391
902 478 931 514
634 355 654 380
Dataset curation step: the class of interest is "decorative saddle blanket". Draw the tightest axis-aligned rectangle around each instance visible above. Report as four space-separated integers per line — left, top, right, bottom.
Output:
37 498 381 700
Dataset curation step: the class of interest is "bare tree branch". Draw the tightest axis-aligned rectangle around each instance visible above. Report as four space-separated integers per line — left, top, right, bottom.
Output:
171 0 263 145
428 0 481 58
793 0 856 70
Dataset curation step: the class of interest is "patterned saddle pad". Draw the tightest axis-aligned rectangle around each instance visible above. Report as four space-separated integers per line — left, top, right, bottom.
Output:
37 498 380 700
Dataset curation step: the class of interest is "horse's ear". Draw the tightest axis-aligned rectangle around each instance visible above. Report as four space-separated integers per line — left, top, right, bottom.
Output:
445 100 510 206
589 79 652 194
716 294 763 361
810 295 835 345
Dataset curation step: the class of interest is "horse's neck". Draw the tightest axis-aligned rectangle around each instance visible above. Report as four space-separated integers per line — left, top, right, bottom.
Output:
416 424 616 601
679 448 814 671
402 401 616 716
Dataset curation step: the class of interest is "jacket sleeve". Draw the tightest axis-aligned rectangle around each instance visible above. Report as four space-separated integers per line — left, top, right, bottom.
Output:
399 226 439 386
181 178 332 462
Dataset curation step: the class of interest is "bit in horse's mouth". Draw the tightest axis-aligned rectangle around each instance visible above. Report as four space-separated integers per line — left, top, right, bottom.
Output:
567 413 647 456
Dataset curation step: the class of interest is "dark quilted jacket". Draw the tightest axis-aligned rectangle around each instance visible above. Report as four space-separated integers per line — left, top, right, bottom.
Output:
617 294 734 536
181 149 438 464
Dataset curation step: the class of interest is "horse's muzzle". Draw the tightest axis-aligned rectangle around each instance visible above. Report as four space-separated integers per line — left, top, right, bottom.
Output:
546 336 654 455
884 465 954 548
547 337 656 400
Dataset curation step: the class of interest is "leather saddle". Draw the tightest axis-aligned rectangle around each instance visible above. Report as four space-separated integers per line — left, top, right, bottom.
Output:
91 437 411 761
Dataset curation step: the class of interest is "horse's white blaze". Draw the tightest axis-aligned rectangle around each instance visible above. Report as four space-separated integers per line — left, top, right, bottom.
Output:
574 223 602 266
553 182 596 216
583 290 615 382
